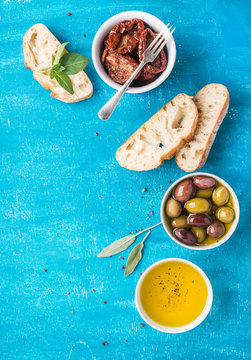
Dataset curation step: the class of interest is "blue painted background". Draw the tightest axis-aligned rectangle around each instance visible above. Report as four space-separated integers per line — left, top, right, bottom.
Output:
0 0 250 359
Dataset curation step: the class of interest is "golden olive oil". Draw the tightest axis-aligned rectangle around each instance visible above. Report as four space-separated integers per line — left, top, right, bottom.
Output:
140 261 208 327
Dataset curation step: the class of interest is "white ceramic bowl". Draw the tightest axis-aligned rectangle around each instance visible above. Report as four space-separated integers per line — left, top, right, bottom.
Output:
161 172 240 250
92 11 176 94
135 258 213 333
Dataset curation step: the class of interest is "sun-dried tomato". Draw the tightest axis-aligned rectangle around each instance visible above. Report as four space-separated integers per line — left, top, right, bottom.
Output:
137 68 157 85
105 19 145 54
138 28 167 74
102 50 140 85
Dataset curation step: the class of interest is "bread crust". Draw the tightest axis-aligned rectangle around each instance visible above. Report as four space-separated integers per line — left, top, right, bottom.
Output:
176 84 229 172
116 94 198 171
23 23 93 103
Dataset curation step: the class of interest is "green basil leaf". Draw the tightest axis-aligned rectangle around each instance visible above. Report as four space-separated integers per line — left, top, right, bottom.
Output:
51 64 60 71
54 42 69 65
50 70 55 79
52 55 55 65
124 243 144 276
98 235 136 258
59 53 89 75
54 71 74 94
51 64 65 72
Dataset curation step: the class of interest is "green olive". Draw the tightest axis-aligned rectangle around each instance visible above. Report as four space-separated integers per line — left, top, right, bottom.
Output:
196 188 214 198
215 206 235 224
165 198 182 218
171 215 190 228
185 198 211 214
212 186 230 206
192 227 207 243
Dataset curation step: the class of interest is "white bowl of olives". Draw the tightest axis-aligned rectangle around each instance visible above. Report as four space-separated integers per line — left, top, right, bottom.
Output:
161 172 240 250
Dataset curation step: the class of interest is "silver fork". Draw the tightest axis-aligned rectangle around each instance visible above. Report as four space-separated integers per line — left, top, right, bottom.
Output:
98 24 175 120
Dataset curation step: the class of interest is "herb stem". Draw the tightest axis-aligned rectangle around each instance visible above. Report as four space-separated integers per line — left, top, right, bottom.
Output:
141 230 151 244
38 68 50 73
136 221 162 237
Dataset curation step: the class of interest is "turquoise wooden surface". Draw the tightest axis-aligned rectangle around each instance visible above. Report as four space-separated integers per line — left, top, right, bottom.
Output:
0 0 250 359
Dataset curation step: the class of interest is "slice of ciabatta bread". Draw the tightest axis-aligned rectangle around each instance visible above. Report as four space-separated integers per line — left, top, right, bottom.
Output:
116 94 198 171
23 23 93 103
176 84 229 172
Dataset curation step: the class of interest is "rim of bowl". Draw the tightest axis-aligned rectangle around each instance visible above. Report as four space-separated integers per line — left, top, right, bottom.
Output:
160 172 240 251
92 11 176 94
135 258 213 333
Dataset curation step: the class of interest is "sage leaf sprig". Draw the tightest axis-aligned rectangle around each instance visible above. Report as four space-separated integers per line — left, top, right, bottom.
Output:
38 42 89 95
98 234 137 258
98 222 162 258
124 231 151 276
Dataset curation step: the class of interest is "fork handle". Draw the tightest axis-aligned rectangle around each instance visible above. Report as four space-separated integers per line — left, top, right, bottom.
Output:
98 60 146 120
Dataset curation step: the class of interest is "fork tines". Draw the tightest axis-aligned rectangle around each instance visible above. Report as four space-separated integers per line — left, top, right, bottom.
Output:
149 24 175 56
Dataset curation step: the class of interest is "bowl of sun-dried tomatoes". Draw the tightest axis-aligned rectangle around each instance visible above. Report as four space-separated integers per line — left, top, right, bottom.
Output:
92 11 176 93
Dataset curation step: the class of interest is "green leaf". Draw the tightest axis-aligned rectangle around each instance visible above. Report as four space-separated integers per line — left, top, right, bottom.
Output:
51 64 60 71
51 64 65 72
59 53 89 75
54 71 74 94
124 230 151 276
49 70 55 79
54 42 69 65
52 55 55 65
124 243 144 276
98 235 136 258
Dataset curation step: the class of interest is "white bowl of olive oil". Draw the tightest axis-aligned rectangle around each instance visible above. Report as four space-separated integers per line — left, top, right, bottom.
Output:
135 258 213 333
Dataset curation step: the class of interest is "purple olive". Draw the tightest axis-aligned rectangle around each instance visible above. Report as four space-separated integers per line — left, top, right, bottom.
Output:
174 228 197 245
188 213 212 227
193 176 216 189
207 221 225 239
174 179 196 203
